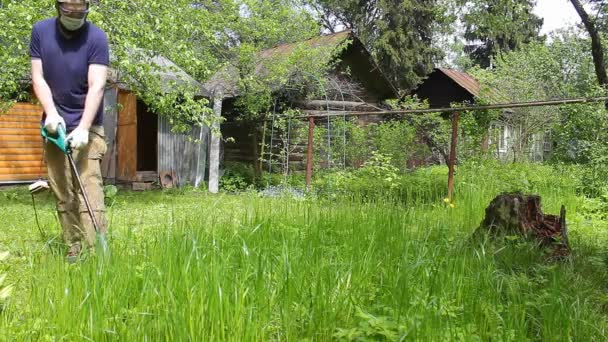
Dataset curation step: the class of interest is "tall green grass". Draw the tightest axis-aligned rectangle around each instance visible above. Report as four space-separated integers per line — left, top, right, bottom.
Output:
1 162 608 340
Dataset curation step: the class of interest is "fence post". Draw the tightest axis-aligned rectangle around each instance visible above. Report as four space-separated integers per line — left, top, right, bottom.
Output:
447 111 460 202
306 116 315 190
209 91 223 194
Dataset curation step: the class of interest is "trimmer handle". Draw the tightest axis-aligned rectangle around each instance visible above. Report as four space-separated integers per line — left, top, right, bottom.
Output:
41 125 69 155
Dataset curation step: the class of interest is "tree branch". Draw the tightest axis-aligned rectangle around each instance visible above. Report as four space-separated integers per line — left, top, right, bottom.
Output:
571 0 608 86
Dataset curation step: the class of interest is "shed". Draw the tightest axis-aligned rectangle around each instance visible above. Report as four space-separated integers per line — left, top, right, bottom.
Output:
412 68 479 108
104 54 211 187
0 54 211 187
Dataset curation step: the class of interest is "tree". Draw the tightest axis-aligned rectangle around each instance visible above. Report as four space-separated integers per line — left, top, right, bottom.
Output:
305 0 453 91
460 0 544 68
0 0 322 131
569 0 608 87
471 29 606 163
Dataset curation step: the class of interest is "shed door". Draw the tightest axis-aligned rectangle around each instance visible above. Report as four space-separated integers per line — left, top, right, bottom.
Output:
117 90 137 182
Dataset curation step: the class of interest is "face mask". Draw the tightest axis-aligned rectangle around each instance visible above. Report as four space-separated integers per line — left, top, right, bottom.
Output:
60 15 85 31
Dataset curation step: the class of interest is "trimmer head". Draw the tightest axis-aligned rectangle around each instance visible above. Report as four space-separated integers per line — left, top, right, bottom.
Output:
29 180 50 194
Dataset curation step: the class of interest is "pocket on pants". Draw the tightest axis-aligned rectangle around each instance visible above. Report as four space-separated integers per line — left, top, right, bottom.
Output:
88 130 108 160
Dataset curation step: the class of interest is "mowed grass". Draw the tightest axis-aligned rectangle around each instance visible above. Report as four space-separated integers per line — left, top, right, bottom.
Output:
1 163 608 340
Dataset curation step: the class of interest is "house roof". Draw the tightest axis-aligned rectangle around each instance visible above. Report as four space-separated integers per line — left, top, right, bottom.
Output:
425 68 505 104
436 68 480 97
204 30 398 99
19 48 209 97
108 51 210 97
256 30 352 62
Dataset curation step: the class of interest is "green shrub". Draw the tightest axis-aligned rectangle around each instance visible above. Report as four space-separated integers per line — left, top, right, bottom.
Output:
221 162 257 192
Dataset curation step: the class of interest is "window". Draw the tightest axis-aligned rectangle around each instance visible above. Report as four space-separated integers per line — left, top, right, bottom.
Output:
543 131 552 152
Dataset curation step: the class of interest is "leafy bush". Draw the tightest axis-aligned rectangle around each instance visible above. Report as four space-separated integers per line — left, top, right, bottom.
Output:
314 118 433 172
221 162 258 192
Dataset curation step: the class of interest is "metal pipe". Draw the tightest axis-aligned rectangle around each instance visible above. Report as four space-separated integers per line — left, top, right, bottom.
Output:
447 112 460 202
306 116 315 189
67 152 101 234
286 96 608 120
260 120 267 177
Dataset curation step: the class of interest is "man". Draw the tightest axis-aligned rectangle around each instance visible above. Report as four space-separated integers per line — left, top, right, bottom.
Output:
30 0 109 262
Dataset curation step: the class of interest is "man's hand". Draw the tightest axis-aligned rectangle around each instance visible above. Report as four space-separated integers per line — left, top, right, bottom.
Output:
44 113 66 134
66 126 89 150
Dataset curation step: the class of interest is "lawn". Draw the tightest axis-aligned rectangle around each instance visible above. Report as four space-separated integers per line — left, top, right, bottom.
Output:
1 163 608 340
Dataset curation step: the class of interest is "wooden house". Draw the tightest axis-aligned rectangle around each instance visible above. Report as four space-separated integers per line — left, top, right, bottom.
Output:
412 68 552 162
204 30 400 173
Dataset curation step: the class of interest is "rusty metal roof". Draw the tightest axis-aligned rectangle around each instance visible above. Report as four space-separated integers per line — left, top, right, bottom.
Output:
437 68 480 97
257 30 352 61
205 30 374 98
436 68 506 103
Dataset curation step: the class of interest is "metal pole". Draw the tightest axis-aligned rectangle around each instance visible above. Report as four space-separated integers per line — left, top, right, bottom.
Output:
260 120 267 176
67 152 100 233
294 96 608 119
306 116 315 189
208 91 223 194
447 112 460 202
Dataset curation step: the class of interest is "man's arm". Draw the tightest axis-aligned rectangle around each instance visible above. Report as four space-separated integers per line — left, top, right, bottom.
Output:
31 59 60 118
77 64 107 131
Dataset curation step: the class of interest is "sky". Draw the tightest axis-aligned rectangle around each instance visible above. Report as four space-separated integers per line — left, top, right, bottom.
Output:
533 0 582 35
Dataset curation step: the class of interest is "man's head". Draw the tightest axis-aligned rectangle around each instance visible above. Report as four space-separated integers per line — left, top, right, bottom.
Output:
56 0 90 31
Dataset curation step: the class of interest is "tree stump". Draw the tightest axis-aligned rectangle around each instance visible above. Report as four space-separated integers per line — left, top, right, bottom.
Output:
475 193 570 257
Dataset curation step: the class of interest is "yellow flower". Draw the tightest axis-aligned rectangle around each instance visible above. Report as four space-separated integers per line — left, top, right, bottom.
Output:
443 198 451 203
449 203 455 209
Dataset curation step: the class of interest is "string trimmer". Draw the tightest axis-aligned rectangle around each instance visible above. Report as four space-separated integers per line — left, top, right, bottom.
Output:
36 125 109 257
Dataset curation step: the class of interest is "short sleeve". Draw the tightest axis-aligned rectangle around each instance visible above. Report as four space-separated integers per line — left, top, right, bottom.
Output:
88 30 110 66
30 25 41 59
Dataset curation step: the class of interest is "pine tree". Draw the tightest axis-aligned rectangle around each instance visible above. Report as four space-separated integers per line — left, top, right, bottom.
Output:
461 0 544 68
308 0 450 91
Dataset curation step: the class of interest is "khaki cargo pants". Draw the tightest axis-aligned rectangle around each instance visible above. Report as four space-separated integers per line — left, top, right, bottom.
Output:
44 126 108 249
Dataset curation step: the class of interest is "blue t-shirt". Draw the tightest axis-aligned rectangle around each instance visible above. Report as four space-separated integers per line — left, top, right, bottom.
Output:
30 18 109 131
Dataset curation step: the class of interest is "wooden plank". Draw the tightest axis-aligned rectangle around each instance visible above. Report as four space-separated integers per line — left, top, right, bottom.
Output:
0 154 43 161
5 105 41 110
117 90 137 181
0 160 45 168
0 173 45 182
136 171 159 182
2 105 42 113
11 103 42 110
1 135 44 142
0 131 42 143
0 122 41 129
0 115 42 123
118 90 137 126
0 141 42 148
132 182 154 191
0 166 46 174
2 110 41 115
117 124 137 181
0 147 42 155
0 129 42 136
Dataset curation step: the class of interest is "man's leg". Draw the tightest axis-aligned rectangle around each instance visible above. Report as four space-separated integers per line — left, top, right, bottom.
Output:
44 139 83 251
73 126 108 248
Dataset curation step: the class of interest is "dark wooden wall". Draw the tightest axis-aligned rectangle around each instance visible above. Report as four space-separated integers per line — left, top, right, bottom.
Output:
412 72 475 109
